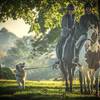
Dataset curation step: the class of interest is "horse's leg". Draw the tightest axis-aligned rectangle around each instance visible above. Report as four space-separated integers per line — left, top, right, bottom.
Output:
84 74 89 94
83 76 85 93
79 71 83 94
95 77 99 96
87 75 91 94
90 71 94 94
64 63 69 92
84 71 90 94
91 75 94 94
72 66 75 79
65 77 69 92
59 61 69 92
94 68 100 97
69 67 75 93
68 66 73 92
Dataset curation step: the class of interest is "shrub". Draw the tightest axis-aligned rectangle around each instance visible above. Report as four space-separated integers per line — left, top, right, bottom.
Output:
0 67 15 79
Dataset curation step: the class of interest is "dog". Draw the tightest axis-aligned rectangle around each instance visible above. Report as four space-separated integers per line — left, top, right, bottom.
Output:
15 63 26 89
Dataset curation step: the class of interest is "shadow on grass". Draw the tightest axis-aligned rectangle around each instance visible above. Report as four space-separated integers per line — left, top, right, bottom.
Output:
0 86 100 100
0 94 100 100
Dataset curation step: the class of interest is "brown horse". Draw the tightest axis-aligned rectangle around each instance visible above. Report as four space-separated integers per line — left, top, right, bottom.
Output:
78 25 100 96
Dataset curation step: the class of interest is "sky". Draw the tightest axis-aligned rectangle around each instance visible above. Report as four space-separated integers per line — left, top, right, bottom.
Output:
0 19 31 38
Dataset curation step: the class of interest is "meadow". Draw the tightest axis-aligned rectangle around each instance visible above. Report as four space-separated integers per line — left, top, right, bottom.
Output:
0 79 100 100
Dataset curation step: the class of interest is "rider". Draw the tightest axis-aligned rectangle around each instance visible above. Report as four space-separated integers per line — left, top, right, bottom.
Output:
72 2 99 64
61 3 75 38
56 3 75 64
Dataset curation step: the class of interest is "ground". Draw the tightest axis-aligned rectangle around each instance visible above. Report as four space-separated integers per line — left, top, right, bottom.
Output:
0 80 100 100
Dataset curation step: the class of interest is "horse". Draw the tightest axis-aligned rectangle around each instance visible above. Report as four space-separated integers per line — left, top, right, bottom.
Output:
56 22 80 92
77 24 100 96
15 63 26 89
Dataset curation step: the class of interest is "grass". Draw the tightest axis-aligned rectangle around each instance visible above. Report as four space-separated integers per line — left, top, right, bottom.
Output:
0 79 100 100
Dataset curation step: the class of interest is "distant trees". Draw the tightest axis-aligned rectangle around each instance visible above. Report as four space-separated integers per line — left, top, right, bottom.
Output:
0 67 15 79
5 37 33 65
0 50 6 59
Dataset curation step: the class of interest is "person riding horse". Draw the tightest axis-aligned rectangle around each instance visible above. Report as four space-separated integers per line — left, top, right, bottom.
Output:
56 4 75 64
55 4 77 92
72 2 99 64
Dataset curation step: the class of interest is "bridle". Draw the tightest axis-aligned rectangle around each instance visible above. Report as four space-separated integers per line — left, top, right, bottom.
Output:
86 24 99 44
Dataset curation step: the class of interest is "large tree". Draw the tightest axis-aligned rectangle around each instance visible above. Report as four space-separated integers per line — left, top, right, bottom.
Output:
1 0 98 33
0 0 98 54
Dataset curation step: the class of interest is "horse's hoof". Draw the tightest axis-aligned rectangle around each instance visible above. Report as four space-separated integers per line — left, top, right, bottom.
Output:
96 93 99 97
65 88 69 92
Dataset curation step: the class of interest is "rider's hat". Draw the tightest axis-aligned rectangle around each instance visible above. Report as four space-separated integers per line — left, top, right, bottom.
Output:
67 4 74 10
84 2 92 9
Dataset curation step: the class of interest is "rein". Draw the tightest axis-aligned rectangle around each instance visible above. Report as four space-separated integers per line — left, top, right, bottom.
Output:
86 38 94 43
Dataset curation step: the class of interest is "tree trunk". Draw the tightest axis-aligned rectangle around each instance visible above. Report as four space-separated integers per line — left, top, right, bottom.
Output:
97 0 100 18
98 5 100 18
0 65 2 79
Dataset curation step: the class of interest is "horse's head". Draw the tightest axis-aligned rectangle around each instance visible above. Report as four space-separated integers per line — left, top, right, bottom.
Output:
87 24 98 44
84 24 100 53
82 24 100 53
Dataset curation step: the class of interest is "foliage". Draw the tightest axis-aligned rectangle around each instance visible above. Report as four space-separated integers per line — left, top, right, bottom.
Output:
0 0 98 55
0 67 15 79
6 36 33 64
0 0 97 32
0 50 6 59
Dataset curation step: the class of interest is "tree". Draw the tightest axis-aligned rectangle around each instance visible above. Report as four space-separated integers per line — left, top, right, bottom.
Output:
0 50 6 59
0 0 98 55
2 37 33 67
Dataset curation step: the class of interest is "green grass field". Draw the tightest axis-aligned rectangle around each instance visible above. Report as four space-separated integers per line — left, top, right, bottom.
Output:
0 79 100 100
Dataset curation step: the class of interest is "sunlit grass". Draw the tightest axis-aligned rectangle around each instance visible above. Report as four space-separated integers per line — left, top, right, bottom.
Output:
0 79 79 88
0 79 79 97
0 79 99 100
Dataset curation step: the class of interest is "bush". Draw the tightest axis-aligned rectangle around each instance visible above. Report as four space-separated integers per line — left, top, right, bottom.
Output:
0 67 15 79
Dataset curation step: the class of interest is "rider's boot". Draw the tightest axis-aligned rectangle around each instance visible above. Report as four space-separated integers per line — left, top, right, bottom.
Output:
72 47 79 64
72 34 87 64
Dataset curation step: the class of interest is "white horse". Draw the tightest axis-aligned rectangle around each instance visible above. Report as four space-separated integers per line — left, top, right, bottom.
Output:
77 25 100 96
15 63 26 89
